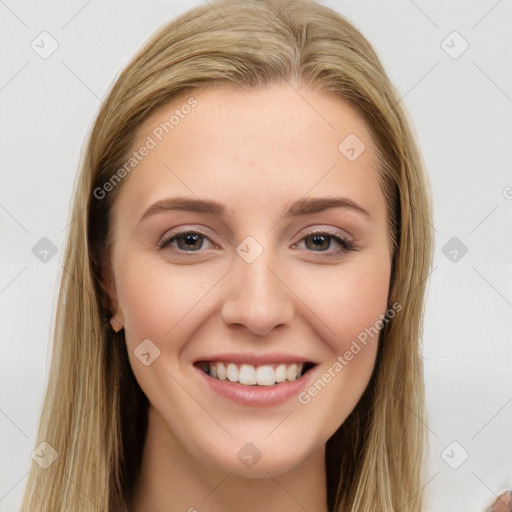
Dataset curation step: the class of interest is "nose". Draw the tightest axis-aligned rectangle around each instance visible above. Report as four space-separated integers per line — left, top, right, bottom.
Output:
220 245 294 337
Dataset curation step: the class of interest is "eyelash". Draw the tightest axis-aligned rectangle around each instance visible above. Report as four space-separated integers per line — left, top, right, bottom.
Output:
157 227 359 256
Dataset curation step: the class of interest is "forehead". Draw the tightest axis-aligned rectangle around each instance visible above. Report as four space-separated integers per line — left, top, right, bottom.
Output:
136 82 376 159
112 83 385 226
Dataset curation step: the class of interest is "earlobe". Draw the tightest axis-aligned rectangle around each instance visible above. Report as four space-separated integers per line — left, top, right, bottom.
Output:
109 313 124 334
100 261 125 333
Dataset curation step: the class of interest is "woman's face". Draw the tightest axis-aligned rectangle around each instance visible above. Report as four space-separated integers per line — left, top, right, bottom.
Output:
105 83 392 477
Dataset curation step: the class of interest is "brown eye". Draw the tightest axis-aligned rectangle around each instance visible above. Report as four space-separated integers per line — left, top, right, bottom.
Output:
295 230 357 255
174 233 204 251
304 234 336 251
158 230 215 252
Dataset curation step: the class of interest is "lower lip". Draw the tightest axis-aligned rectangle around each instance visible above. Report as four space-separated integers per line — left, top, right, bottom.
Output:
193 365 317 406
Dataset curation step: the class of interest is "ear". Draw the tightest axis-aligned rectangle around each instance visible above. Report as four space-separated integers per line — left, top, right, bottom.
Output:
99 257 124 332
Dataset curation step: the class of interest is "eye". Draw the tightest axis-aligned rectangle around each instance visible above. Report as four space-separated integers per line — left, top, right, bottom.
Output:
158 228 216 252
292 228 358 255
157 226 358 256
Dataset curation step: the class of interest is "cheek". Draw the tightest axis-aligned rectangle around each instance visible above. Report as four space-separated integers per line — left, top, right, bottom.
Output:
116 253 223 342
116 246 391 353
301 255 391 354
293 258 390 435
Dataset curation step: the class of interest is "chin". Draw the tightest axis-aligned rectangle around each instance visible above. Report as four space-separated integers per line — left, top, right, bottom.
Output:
187 430 321 479
208 449 309 479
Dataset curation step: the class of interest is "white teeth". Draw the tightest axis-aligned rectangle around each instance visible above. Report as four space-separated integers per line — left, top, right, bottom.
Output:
202 361 307 386
275 364 287 383
217 362 226 380
286 363 298 382
256 365 275 386
239 364 257 385
226 363 238 382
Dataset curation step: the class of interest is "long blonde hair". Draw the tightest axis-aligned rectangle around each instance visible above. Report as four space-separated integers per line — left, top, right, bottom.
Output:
20 1 434 510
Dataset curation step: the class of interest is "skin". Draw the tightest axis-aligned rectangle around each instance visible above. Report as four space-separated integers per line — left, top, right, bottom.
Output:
104 81 392 512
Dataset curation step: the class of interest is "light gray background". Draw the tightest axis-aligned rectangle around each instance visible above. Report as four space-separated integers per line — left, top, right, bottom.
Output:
1 1 511 511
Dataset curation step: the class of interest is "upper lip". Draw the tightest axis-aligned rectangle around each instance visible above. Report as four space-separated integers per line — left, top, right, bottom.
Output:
193 352 317 366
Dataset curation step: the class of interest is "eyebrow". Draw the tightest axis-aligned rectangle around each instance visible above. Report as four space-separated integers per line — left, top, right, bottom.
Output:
138 195 371 224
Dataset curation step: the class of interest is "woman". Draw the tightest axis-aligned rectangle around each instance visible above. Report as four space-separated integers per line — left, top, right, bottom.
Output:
20 1 506 511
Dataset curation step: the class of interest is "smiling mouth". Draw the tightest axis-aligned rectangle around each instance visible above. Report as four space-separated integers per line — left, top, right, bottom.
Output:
194 361 316 386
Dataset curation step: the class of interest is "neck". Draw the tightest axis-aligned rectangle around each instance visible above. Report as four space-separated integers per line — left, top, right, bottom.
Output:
128 406 329 512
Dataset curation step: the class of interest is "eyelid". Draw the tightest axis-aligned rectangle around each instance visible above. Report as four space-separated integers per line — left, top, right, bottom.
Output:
157 225 218 248
159 224 351 247
297 224 352 242
290 225 358 255
158 224 359 259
